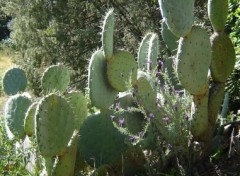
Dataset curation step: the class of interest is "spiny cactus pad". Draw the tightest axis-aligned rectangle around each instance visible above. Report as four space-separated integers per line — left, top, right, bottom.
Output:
114 92 137 110
102 9 115 60
177 26 212 95
41 65 70 94
208 82 225 125
159 0 194 37
2 67 27 95
88 50 117 109
190 93 209 140
161 21 179 53
24 102 37 136
107 50 137 92
210 32 236 83
65 91 88 130
134 71 157 114
147 33 159 72
77 112 128 167
138 33 152 70
208 0 229 32
4 93 31 139
35 93 75 157
52 131 78 176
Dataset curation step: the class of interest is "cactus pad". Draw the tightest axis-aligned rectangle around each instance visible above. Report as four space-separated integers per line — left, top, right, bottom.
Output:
102 9 115 60
2 67 27 95
77 112 128 167
161 21 179 53
24 102 37 136
134 71 157 114
177 26 212 95
159 0 194 37
4 93 31 139
210 32 236 83
35 93 75 157
208 0 228 32
138 33 152 70
88 50 117 109
41 65 70 94
65 91 88 130
107 50 137 92
147 33 159 72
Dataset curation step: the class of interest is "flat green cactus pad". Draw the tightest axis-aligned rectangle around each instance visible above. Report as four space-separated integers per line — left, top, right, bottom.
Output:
24 102 37 136
107 50 137 92
208 0 228 32
77 112 128 167
138 33 152 70
2 67 27 95
161 21 179 53
4 93 31 139
65 91 88 130
190 93 209 140
147 33 159 72
102 9 115 60
177 26 211 95
159 0 194 37
134 71 157 114
88 50 117 110
210 32 236 83
36 93 75 157
41 65 70 94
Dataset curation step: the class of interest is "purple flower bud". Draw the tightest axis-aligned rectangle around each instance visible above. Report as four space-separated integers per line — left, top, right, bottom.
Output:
119 117 125 127
155 70 161 77
115 102 121 111
184 115 189 121
129 136 136 142
110 115 115 121
149 113 155 119
163 116 170 125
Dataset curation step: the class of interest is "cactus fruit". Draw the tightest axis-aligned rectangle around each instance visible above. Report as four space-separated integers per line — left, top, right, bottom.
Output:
77 112 128 167
176 26 212 96
24 102 37 136
65 91 88 130
158 0 194 37
102 9 115 60
2 67 27 95
138 33 153 70
52 130 78 176
210 32 236 83
161 21 179 53
107 50 137 92
4 93 31 139
35 93 75 157
134 71 157 114
88 50 117 110
41 65 71 94
208 0 229 32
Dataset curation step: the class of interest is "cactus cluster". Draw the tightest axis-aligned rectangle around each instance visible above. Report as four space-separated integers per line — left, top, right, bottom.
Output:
2 0 237 174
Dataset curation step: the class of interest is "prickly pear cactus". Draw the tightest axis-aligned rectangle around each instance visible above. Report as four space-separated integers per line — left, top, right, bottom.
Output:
4 93 31 139
138 33 153 70
107 50 137 92
147 33 159 72
102 9 115 60
210 32 236 83
41 65 71 94
88 50 117 110
158 0 195 37
65 91 88 130
24 102 37 136
161 21 179 53
208 0 229 32
35 93 75 157
176 26 212 95
2 67 27 95
52 130 78 176
77 112 128 167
